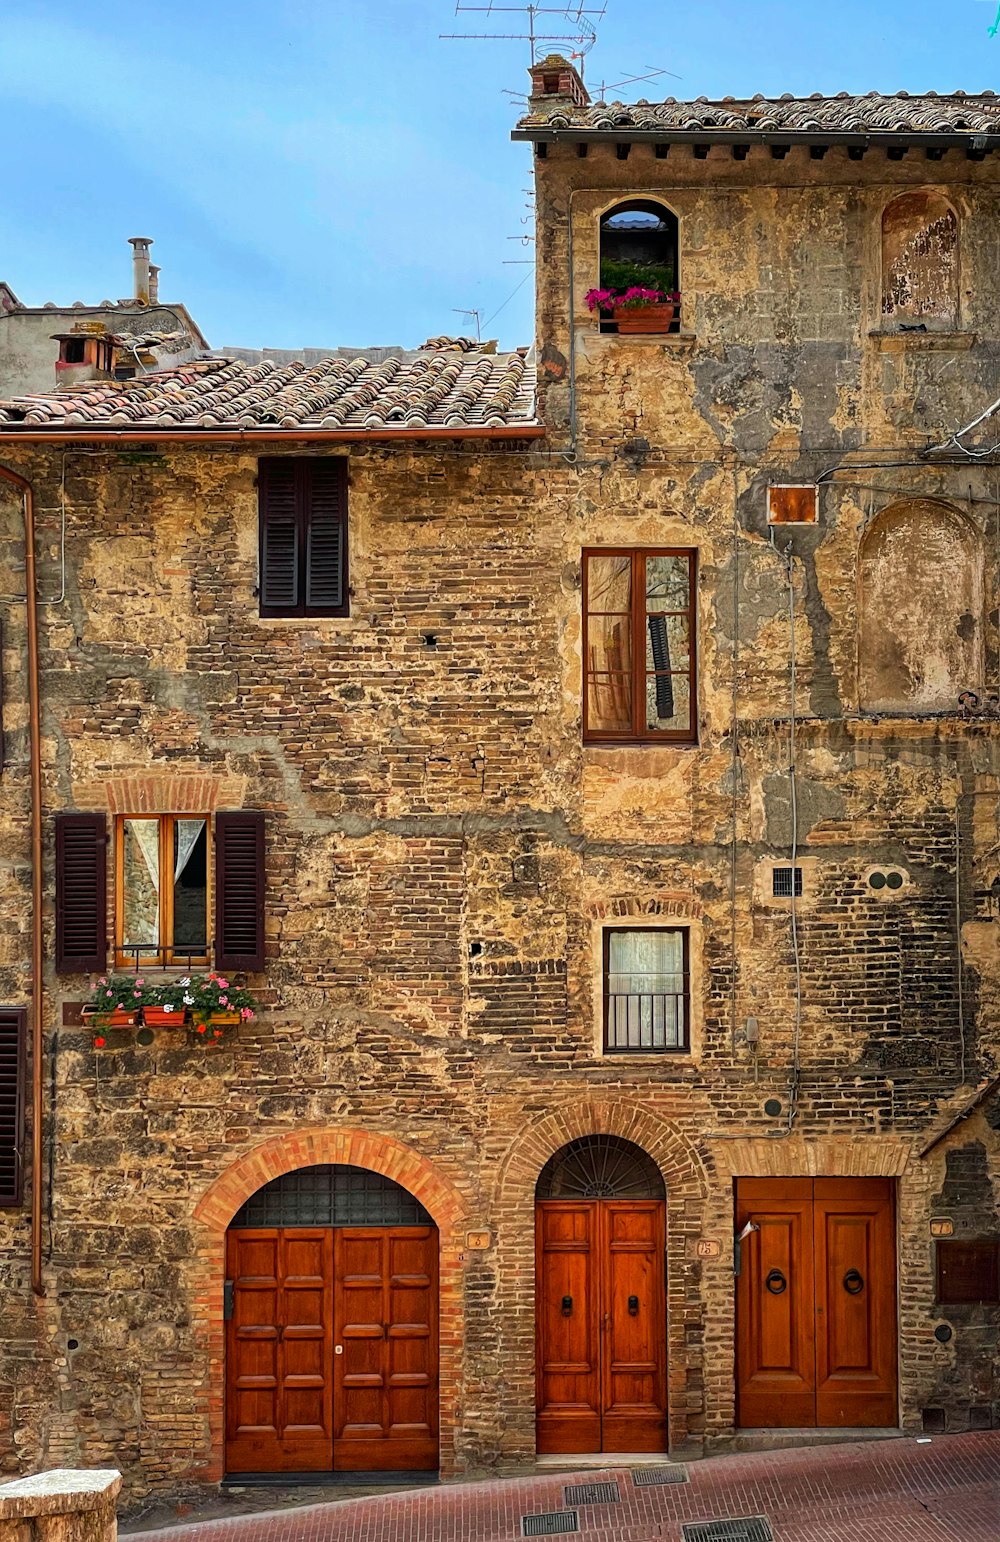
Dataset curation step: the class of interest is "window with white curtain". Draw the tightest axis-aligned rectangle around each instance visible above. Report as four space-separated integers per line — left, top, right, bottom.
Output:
603 927 689 1053
117 814 209 967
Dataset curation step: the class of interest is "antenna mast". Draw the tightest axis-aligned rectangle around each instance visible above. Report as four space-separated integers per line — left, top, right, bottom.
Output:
441 3 608 73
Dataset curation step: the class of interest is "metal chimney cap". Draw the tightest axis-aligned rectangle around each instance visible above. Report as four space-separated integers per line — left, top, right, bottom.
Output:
128 236 154 248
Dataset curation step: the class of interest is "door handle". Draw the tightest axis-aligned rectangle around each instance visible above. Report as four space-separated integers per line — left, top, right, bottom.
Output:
765 1268 787 1295
843 1269 865 1295
561 1296 573 1317
334 1344 343 1355
628 1295 640 1316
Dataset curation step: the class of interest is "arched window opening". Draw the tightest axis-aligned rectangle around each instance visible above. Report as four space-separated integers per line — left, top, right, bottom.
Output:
230 1163 433 1228
859 500 982 713
536 1135 665 1200
594 201 680 335
881 192 959 331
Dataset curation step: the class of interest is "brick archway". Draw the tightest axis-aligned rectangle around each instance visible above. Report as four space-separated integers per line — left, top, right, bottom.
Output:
492 1098 709 1459
190 1128 468 1481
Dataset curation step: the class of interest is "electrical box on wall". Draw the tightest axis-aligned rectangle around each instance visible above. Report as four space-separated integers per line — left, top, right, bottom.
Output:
768 485 818 524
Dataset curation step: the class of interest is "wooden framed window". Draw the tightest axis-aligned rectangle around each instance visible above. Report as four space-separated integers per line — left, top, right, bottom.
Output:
583 548 696 743
0 1007 26 1207
936 1239 1000 1305
259 457 348 618
115 814 210 969
603 927 689 1053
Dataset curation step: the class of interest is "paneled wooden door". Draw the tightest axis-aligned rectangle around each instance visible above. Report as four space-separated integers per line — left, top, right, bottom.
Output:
536 1199 668 1454
225 1225 438 1473
736 1178 898 1429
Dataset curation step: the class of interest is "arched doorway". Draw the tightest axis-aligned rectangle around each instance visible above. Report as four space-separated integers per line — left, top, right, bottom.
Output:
535 1136 668 1454
225 1164 439 1475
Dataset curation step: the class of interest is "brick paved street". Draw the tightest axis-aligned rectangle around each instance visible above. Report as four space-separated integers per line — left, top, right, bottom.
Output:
126 1433 1000 1542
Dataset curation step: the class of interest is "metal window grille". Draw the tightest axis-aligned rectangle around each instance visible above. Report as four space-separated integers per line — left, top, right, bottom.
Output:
603 927 689 1052
772 866 802 898
231 1164 433 1228
536 1136 665 1201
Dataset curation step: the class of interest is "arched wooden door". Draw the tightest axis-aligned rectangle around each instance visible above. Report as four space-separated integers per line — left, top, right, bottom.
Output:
225 1165 439 1474
535 1137 668 1454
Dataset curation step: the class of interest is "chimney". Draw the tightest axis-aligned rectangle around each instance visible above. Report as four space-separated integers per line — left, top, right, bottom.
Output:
148 264 160 305
128 236 154 305
527 53 589 109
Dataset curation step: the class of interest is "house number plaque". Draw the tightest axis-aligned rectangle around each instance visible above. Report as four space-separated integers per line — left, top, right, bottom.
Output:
466 1230 492 1250
694 1239 721 1259
930 1217 954 1238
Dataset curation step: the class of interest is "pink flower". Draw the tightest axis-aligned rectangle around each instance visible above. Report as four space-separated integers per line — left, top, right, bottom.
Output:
98 978 107 987
219 996 229 1007
135 977 145 986
217 979 229 990
133 990 141 998
105 989 113 998
240 1008 254 1020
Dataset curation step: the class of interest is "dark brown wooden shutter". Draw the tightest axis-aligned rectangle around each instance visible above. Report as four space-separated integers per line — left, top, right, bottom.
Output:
0 1007 25 1207
215 812 265 971
305 459 347 612
259 458 301 615
55 813 107 974
259 458 347 617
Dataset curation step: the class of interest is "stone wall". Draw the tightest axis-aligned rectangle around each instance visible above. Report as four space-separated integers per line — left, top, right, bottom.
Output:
0 141 999 1492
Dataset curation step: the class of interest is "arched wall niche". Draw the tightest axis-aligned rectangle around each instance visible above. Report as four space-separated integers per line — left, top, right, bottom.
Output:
881 191 959 330
598 199 680 297
858 499 983 713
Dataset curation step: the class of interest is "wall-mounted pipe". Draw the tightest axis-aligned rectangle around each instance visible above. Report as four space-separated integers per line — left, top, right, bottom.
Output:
0 463 44 1295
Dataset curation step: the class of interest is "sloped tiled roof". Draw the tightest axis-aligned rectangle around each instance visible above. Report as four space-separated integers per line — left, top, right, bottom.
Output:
0 349 538 435
516 89 1000 140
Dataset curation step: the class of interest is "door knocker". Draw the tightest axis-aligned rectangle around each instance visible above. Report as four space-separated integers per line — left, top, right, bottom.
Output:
561 1295 573 1317
765 1268 787 1295
628 1295 640 1316
843 1269 864 1295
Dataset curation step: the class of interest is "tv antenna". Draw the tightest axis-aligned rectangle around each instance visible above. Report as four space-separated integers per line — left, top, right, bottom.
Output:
441 4 609 73
593 65 681 100
452 307 483 340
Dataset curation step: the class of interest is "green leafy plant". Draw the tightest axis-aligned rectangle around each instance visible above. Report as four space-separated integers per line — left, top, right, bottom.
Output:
83 975 147 1016
599 258 676 294
186 972 257 1040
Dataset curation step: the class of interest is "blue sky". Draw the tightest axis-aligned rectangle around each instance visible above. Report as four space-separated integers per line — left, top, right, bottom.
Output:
0 1 997 352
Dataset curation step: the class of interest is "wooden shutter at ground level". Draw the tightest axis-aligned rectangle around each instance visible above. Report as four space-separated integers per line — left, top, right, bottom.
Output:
215 812 265 972
55 813 107 974
259 458 348 617
0 1008 25 1206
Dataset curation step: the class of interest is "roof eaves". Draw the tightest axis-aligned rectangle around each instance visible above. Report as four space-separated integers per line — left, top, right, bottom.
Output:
512 125 1000 148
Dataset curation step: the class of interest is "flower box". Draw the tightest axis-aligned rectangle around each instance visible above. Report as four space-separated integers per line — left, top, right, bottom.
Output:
613 301 678 335
85 1008 139 1029
141 1005 186 1028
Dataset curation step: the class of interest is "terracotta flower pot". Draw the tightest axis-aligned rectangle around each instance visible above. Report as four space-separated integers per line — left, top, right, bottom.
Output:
142 1005 185 1027
88 1008 139 1028
613 301 677 335
209 1012 241 1026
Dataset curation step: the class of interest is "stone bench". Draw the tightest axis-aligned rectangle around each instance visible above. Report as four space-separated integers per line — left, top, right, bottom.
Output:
0 1471 122 1542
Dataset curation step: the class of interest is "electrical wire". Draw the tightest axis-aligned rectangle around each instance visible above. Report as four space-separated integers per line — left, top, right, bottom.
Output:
783 539 802 1131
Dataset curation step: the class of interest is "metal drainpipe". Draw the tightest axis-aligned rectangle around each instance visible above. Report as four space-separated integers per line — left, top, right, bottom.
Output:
0 463 44 1295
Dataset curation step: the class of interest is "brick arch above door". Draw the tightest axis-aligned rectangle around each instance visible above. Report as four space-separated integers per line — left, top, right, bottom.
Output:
190 1127 469 1482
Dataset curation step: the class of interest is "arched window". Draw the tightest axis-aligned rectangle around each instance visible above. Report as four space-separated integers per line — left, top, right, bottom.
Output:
597 200 679 332
536 1135 665 1200
881 192 959 331
230 1164 433 1227
858 500 982 712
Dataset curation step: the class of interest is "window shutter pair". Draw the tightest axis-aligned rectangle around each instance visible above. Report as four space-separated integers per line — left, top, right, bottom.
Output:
259 458 348 617
54 812 266 974
0 1007 26 1207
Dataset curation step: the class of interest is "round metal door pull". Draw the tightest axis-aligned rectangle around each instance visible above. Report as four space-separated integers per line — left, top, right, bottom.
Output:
765 1269 787 1295
335 1344 343 1354
843 1269 864 1295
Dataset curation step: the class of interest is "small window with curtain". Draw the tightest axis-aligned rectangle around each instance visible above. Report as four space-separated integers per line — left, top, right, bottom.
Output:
583 548 696 743
116 814 209 968
258 457 348 618
603 927 689 1053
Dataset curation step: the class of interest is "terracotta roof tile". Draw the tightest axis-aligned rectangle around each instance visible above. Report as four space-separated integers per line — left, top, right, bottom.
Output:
516 90 1000 139
0 350 538 435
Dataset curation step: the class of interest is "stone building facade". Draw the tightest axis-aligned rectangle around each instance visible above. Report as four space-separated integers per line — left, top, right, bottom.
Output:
0 70 999 1497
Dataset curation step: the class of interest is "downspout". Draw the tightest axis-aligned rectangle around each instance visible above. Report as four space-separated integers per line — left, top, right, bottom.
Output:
0 464 44 1295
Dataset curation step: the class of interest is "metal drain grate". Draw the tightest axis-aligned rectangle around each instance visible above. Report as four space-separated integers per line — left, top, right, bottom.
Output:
521 1512 579 1537
563 1482 620 1506
682 1519 773 1542
633 1463 689 1486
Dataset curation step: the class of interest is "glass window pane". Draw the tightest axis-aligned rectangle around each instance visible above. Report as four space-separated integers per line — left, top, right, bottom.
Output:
645 554 691 611
645 613 689 677
587 610 633 732
645 671 691 735
586 554 632 615
606 930 686 1050
173 819 208 955
122 818 160 951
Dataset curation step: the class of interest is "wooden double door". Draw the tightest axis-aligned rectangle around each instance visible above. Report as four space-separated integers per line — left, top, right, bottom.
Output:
736 1178 898 1429
225 1226 438 1473
536 1200 668 1453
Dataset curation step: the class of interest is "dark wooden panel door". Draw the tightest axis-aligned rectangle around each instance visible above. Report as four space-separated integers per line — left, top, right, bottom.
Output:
736 1179 816 1428
601 1201 668 1452
226 1228 334 1473
736 1179 898 1430
536 1202 602 1453
814 1179 897 1428
536 1200 667 1454
333 1226 439 1470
